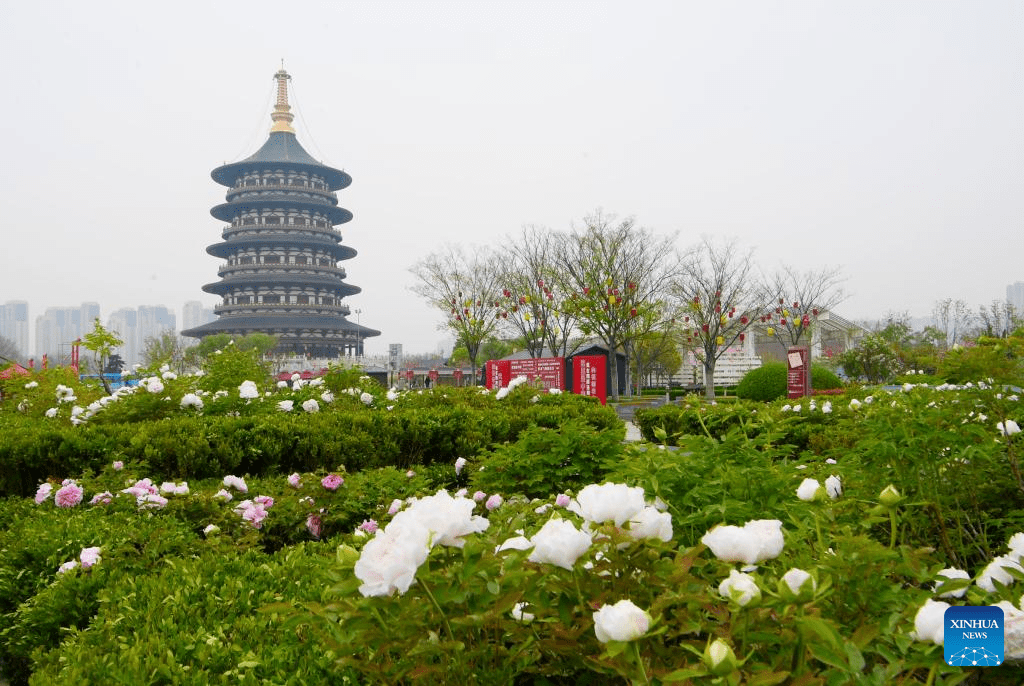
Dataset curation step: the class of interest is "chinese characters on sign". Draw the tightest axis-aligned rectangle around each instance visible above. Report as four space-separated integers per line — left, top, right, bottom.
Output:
787 346 810 399
572 355 607 405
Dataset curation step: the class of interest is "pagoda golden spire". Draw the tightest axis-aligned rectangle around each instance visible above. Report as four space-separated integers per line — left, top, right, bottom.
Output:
270 65 296 134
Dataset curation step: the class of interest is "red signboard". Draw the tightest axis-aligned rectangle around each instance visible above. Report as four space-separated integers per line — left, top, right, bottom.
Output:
509 357 565 390
572 355 607 405
787 346 811 399
485 360 512 389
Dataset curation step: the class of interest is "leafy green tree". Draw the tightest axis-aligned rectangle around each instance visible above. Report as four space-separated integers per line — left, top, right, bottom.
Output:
141 331 192 374
410 245 504 384
630 328 682 389
81 318 123 394
556 211 679 400
939 334 1024 385
449 337 513 367
835 333 901 384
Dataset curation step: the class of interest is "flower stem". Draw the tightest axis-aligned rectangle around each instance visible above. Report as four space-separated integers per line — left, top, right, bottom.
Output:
419 577 455 642
630 640 651 685
888 509 899 549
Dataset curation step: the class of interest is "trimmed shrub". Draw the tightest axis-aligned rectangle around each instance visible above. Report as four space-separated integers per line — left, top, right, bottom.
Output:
735 363 843 402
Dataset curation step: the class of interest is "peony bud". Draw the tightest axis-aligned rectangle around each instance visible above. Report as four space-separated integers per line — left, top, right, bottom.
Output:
879 484 902 508
778 568 816 602
703 638 738 676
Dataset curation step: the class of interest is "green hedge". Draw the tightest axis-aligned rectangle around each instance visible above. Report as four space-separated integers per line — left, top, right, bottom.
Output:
0 394 618 498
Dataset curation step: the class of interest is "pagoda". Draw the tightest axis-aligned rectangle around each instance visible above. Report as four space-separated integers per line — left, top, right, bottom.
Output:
182 68 379 356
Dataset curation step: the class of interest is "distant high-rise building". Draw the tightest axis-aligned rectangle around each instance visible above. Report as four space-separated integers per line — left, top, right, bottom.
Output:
182 300 216 332
107 308 140 367
35 302 99 363
0 301 29 361
1008 282 1024 314
182 67 380 355
107 306 176 367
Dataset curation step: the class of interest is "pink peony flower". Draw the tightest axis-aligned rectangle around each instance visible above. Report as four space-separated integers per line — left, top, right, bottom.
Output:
79 546 101 569
254 495 275 508
455 457 467 475
307 514 323 538
89 491 113 506
322 474 344 491
112 461 124 471
388 498 403 515
472 491 486 502
34 483 53 504
485 494 504 511
57 560 79 574
358 519 379 534
555 493 571 508
287 473 301 488
240 503 268 528
54 482 84 508
222 475 248 493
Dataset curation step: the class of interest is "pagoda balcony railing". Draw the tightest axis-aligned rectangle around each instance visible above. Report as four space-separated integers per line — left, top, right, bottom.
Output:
217 263 346 278
214 302 352 317
225 183 337 203
232 179 330 192
222 224 341 240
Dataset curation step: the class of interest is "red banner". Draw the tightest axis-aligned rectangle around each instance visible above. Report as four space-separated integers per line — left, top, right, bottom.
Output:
485 360 511 389
509 357 565 390
572 355 607 404
787 346 810 399
453 369 463 384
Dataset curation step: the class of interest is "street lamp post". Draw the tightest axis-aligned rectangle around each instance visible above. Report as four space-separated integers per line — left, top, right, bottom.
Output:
355 308 362 357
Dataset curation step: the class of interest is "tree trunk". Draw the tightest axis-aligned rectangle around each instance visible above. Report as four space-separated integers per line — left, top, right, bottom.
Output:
607 345 620 401
703 359 716 402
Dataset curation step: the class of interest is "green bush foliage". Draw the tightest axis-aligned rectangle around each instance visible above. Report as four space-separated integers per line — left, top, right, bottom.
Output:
734 362 843 402
2 368 1024 684
0 390 618 498
469 419 624 500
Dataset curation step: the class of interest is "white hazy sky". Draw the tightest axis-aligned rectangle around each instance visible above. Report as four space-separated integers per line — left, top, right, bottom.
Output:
2 1 1021 356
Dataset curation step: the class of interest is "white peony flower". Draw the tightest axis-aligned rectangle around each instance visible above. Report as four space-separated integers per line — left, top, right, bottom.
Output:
238 380 259 399
910 599 949 644
569 483 646 527
592 599 651 643
824 475 842 499
977 556 1024 592
511 602 535 623
781 568 816 598
718 569 761 606
302 399 319 413
277 400 294 412
528 517 593 570
627 506 673 542
934 568 970 599
179 393 204 410
702 519 785 565
796 478 821 501
998 420 1021 436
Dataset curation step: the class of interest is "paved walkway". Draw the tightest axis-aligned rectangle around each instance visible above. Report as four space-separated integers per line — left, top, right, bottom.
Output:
624 420 642 442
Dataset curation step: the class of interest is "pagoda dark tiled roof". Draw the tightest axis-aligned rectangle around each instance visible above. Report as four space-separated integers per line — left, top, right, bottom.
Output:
183 314 381 337
211 132 351 189
243 131 322 166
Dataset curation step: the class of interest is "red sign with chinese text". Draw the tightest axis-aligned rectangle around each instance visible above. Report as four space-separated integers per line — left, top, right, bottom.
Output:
572 355 607 404
509 357 565 390
787 346 810 399
485 360 512 389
